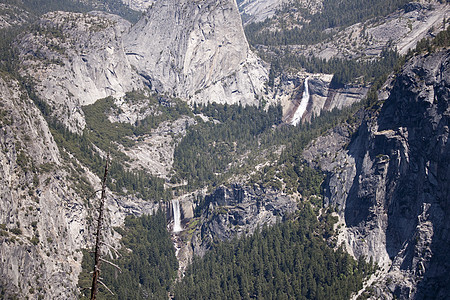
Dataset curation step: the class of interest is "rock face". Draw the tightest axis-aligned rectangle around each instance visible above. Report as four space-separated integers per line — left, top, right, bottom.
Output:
190 185 298 257
275 72 367 123
17 11 144 132
0 3 32 29
238 0 287 24
284 2 449 61
304 49 450 299
118 116 195 179
0 74 159 299
124 0 268 106
0 75 90 299
277 73 332 124
238 0 323 25
121 0 156 11
15 1 269 133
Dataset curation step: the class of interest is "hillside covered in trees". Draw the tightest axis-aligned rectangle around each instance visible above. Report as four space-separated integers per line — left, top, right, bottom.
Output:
174 204 375 300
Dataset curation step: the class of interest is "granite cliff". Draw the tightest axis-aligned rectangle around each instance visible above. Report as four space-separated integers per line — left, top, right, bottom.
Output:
1 0 449 298
0 75 89 298
17 11 143 132
238 0 287 24
0 74 160 298
124 0 268 106
16 0 269 133
191 185 297 256
304 49 450 299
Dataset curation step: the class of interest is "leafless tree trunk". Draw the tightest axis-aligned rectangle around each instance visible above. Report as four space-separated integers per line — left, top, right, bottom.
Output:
90 153 109 300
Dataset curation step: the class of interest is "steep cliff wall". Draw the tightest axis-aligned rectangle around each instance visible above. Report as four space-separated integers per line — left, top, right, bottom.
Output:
0 74 159 299
304 49 450 299
124 0 268 106
0 75 91 299
17 11 143 132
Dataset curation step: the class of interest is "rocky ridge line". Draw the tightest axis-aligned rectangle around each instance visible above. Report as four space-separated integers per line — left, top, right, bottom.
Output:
304 49 450 299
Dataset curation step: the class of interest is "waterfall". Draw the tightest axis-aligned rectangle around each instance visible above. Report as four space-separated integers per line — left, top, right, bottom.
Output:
172 199 182 232
291 77 310 126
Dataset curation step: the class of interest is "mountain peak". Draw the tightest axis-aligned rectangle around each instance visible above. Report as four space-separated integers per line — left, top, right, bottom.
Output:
124 0 268 105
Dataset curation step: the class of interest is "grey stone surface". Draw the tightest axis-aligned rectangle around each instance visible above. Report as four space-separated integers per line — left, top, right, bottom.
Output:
0 75 160 299
0 76 88 299
124 0 268 106
304 49 450 299
190 184 297 257
17 11 143 132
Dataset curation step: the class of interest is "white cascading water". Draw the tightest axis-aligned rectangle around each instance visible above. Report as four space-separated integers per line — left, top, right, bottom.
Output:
172 199 182 232
291 77 310 126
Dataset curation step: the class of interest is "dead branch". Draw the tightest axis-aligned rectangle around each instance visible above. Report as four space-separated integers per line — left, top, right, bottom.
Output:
98 280 115 296
100 242 121 259
100 257 122 272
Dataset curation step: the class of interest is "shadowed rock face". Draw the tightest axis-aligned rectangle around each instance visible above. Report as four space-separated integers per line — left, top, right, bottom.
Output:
373 50 450 299
124 0 267 106
304 49 450 299
191 185 297 257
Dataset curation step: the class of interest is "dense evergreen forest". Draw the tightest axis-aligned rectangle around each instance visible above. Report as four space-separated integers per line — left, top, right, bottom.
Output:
74 95 375 300
77 202 374 299
78 209 178 299
172 95 366 196
174 204 374 300
173 103 282 189
74 94 378 300
77 203 374 299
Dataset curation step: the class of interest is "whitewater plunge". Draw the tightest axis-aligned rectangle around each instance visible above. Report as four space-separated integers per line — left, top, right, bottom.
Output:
291 77 310 126
172 199 182 233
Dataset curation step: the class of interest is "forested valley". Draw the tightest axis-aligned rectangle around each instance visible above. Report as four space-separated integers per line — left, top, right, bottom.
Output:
173 205 374 300
0 0 448 298
75 18 450 299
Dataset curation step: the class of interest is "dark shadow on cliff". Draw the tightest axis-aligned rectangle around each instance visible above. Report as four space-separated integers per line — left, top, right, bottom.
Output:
343 119 373 228
341 50 450 299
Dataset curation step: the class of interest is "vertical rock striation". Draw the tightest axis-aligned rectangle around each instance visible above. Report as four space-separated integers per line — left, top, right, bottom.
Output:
0 76 90 299
304 49 450 299
124 0 268 105
0 75 159 299
17 11 143 132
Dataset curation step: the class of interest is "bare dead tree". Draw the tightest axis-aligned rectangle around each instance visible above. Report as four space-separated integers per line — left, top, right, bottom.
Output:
90 152 110 300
